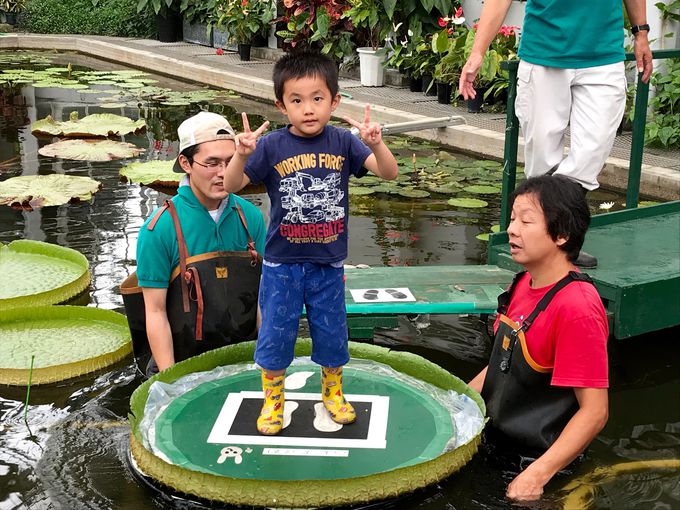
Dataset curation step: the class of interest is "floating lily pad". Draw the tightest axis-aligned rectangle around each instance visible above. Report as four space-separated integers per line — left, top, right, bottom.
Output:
32 112 146 137
447 198 489 208
0 174 101 208
463 185 501 194
476 233 490 242
120 160 180 187
39 139 145 161
638 200 660 207
348 187 376 196
0 306 131 385
398 189 431 198
427 184 462 195
0 239 90 309
98 103 128 109
491 224 501 233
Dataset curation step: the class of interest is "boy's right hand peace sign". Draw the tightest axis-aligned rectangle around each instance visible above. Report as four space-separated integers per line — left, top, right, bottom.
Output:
235 112 269 157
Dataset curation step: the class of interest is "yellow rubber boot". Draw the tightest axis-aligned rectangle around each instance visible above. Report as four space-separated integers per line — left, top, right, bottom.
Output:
257 371 285 435
321 366 356 424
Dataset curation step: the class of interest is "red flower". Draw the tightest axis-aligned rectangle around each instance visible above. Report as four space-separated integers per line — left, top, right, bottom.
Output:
216 48 224 55
438 17 447 27
241 0 247 5
455 7 463 17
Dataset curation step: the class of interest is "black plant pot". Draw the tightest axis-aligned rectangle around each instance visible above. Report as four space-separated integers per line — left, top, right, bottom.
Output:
238 43 251 61
467 87 487 113
4 12 17 25
436 82 453 104
421 75 437 96
251 33 268 47
408 76 422 92
156 10 182 43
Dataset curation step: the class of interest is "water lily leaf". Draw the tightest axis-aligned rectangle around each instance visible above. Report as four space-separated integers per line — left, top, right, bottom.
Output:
491 224 501 233
120 160 179 187
32 112 146 137
398 189 431 198
0 174 101 208
473 160 502 168
463 185 501 194
348 187 376 196
427 184 462 195
352 175 381 185
476 233 490 241
98 103 129 109
161 100 191 106
638 200 660 207
447 197 489 208
38 139 145 161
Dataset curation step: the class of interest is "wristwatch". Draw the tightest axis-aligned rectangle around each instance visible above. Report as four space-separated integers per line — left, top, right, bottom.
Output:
631 24 650 35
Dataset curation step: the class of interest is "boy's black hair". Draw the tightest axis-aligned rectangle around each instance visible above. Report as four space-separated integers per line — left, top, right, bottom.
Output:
273 50 339 102
510 175 590 261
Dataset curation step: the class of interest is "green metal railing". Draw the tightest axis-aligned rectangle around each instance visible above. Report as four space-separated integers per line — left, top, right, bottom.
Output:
499 49 680 230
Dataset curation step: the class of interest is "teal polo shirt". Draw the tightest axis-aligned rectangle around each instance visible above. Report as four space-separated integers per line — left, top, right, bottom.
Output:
136 185 266 288
518 0 625 68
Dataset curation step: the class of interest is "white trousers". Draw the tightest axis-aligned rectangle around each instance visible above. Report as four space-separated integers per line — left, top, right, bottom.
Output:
515 60 627 190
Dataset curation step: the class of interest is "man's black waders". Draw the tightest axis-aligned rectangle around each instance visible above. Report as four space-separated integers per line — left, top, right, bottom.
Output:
120 199 262 375
481 270 596 454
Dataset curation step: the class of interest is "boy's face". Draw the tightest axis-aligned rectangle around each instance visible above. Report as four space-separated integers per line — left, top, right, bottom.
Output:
275 74 340 138
507 193 568 268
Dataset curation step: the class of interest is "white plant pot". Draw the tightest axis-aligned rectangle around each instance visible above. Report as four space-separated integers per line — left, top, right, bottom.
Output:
357 47 386 87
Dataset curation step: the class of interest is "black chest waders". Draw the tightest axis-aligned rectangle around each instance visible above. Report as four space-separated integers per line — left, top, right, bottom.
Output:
121 199 262 376
481 271 595 454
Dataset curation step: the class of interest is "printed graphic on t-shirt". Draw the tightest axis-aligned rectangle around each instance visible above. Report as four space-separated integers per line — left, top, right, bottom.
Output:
276 153 346 245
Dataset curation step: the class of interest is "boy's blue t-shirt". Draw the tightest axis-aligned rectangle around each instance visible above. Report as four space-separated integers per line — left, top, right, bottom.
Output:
244 125 372 264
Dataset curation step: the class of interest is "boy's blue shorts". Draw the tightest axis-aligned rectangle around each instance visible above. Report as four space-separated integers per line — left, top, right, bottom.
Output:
255 262 348 371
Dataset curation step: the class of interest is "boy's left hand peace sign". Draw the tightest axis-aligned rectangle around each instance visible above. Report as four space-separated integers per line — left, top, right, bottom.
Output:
344 104 383 147
235 112 269 157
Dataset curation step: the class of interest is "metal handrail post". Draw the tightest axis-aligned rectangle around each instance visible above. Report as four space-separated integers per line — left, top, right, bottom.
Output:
500 60 520 230
626 72 649 208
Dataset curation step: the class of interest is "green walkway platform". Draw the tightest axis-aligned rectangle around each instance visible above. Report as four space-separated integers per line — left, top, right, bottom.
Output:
343 265 515 338
489 201 680 339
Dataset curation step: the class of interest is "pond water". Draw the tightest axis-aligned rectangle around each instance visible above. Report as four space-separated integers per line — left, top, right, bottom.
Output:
1 51 678 510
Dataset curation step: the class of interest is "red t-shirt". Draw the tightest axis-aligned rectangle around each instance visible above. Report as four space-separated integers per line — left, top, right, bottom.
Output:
494 272 609 388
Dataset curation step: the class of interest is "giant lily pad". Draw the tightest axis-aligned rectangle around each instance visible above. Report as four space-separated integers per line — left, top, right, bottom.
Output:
0 306 131 385
447 198 489 208
463 185 501 194
0 174 101 208
32 112 146 137
39 139 145 161
0 239 90 309
120 160 180 187
348 186 376 196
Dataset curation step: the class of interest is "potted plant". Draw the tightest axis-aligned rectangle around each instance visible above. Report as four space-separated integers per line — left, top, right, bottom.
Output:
431 9 467 104
343 0 394 86
180 0 218 46
1 0 25 25
216 0 275 61
137 0 183 42
275 0 354 64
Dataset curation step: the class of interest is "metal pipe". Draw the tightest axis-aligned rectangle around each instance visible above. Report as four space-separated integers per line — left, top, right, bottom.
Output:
351 116 466 136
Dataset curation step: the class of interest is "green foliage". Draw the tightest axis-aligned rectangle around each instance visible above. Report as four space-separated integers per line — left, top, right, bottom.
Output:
645 58 680 149
343 0 394 50
20 0 155 37
216 0 274 44
655 0 680 22
180 0 219 25
0 0 25 13
135 0 176 16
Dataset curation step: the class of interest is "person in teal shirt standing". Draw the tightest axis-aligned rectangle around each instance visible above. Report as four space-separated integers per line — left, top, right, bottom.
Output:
459 0 653 268
131 111 266 375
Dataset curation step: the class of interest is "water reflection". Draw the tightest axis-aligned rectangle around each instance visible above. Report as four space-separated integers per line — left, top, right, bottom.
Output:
1 52 678 510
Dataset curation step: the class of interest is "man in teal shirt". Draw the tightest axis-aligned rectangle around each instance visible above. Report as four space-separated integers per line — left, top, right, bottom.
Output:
460 0 653 268
136 112 266 373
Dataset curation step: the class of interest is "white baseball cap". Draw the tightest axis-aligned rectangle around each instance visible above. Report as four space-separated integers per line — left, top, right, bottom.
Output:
173 111 236 173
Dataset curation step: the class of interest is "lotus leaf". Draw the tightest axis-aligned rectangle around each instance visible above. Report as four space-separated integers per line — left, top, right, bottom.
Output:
0 306 131 385
0 174 101 208
120 160 180 187
463 185 501 194
447 198 489 208
38 139 145 161
348 187 376 196
398 189 431 198
32 112 146 137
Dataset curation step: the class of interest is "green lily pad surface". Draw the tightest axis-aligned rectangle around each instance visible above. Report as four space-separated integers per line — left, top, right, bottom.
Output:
0 174 101 208
348 186 376 196
0 306 131 385
447 198 489 208
38 139 145 161
463 185 501 194
0 239 90 309
32 112 146 137
120 160 179 187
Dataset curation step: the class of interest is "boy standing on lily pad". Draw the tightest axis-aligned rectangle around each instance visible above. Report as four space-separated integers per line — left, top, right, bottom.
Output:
224 50 398 435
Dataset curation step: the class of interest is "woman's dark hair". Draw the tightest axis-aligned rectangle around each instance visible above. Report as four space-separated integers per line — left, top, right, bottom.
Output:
273 50 339 102
510 175 590 261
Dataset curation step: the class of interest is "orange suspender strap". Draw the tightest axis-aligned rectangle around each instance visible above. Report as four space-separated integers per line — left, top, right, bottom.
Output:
146 202 169 231
164 200 191 314
186 266 204 341
235 203 260 266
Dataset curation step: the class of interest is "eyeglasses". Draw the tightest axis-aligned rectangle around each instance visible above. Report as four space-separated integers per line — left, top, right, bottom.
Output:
191 159 231 171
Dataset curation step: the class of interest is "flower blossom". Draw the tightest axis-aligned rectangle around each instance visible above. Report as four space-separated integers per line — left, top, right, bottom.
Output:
216 48 224 55
455 6 463 17
438 17 447 27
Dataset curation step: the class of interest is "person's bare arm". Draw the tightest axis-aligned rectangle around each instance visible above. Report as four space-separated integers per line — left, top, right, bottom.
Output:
223 112 269 192
142 287 175 371
468 366 488 393
506 387 608 501
623 0 653 83
459 0 513 99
